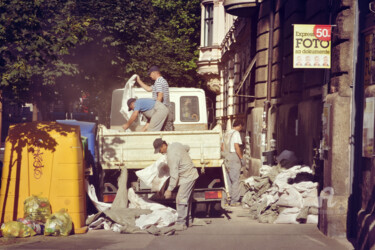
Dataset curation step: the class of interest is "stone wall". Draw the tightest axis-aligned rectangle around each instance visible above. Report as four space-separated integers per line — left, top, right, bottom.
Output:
318 0 355 238
250 0 352 238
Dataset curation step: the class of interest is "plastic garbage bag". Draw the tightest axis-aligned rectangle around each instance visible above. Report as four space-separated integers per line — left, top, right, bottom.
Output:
24 195 51 223
17 218 43 235
44 209 73 236
1 221 36 238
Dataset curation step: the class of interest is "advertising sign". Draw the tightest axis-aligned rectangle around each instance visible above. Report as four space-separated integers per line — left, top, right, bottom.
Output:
293 24 331 69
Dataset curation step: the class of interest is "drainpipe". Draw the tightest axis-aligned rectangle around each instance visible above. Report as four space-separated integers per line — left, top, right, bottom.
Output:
262 0 274 160
349 0 359 197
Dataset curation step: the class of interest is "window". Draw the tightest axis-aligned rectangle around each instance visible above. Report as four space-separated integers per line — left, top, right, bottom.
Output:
204 3 213 47
180 96 200 122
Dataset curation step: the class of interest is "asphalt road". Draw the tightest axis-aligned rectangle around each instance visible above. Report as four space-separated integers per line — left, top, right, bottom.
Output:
0 207 353 250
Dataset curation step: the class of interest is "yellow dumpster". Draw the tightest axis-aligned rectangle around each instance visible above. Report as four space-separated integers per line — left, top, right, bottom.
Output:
0 122 87 234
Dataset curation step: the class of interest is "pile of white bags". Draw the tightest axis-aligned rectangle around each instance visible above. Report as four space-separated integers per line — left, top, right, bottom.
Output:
242 165 319 224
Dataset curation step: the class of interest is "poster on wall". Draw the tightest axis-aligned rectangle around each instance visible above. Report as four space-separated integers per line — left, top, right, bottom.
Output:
363 97 375 158
293 24 331 69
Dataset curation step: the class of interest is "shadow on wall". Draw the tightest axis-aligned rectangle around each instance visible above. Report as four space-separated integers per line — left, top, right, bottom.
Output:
356 185 375 250
1 122 76 222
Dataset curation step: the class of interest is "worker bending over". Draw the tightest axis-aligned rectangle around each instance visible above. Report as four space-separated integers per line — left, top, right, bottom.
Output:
153 138 198 231
123 98 168 132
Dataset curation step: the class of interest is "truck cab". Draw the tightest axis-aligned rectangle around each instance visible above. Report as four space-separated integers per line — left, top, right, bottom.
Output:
110 87 209 131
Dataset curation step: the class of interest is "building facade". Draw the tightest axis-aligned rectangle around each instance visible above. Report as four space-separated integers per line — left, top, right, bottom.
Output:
198 0 375 247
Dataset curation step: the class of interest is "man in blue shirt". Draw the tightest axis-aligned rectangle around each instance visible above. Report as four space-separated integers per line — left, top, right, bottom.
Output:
122 98 168 132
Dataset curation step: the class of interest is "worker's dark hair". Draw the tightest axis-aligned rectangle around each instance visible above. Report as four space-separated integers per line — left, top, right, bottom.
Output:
233 119 244 127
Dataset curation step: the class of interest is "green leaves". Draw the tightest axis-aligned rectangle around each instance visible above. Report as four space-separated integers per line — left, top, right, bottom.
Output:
1 0 203 123
0 0 91 105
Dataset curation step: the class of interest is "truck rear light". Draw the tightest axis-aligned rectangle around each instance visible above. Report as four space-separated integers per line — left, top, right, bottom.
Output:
205 191 222 200
103 194 116 203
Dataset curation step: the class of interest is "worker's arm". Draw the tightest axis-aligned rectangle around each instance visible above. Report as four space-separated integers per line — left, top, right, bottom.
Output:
156 92 163 102
141 122 150 132
234 143 243 159
122 110 139 130
167 152 179 192
136 75 152 92
164 152 179 199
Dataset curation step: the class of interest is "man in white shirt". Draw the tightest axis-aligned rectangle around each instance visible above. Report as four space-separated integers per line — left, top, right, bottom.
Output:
222 119 245 206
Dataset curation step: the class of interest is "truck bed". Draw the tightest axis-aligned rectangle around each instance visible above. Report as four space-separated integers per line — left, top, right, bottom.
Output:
97 125 223 170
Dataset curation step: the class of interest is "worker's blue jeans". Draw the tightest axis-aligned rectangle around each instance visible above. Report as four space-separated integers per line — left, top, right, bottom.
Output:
176 180 196 226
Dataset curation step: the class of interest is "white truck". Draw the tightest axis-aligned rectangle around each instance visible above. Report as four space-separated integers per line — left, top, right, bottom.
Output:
96 87 227 214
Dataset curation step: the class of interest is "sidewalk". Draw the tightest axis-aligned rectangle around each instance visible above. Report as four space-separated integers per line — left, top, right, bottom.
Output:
221 206 354 250
2 206 355 250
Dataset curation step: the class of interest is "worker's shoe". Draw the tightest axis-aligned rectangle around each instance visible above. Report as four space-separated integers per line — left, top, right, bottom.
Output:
174 223 187 231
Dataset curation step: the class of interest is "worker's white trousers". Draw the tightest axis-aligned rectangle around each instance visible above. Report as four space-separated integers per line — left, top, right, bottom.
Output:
176 180 196 226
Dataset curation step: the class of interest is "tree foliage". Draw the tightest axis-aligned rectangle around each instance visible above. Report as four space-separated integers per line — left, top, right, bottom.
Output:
0 0 203 123
0 0 90 105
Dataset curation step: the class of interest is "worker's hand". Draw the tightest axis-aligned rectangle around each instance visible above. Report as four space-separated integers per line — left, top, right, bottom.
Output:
164 190 172 199
240 158 246 166
122 124 129 131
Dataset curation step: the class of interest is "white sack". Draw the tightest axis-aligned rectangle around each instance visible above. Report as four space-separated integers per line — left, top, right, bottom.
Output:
274 207 300 224
120 74 142 131
306 214 318 224
292 181 318 194
128 188 177 229
120 74 137 120
276 186 304 208
136 209 177 229
243 176 256 189
261 193 279 207
274 166 313 191
302 188 319 208
85 180 112 212
136 155 169 192
259 165 272 177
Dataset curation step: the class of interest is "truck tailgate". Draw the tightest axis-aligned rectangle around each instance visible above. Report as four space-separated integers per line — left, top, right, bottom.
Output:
98 125 223 169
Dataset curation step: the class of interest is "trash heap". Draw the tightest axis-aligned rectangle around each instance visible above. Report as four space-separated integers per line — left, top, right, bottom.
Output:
241 164 319 224
86 167 179 236
0 195 73 238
